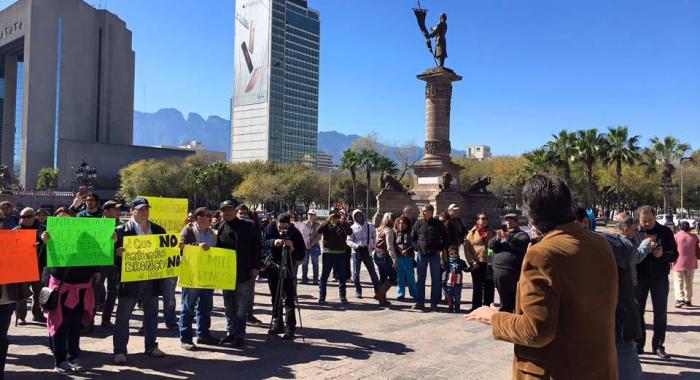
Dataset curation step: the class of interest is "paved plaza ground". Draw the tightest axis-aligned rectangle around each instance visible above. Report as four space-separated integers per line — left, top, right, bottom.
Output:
5 268 700 379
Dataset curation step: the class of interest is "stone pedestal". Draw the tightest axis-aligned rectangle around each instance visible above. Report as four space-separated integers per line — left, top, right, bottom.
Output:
372 188 414 225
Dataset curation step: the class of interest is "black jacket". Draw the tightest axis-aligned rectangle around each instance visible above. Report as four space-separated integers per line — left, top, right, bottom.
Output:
317 220 353 252
446 217 467 247
215 218 262 283
12 221 45 270
489 229 530 270
410 218 449 256
114 220 167 298
637 222 679 279
263 222 306 266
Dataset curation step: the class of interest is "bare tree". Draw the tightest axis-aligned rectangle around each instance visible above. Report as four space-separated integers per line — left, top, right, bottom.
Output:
392 141 422 181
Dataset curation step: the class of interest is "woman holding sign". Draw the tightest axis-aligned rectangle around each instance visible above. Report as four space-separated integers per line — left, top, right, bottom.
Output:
41 212 101 375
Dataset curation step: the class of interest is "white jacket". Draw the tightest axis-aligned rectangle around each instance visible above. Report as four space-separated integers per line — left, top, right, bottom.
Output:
346 210 376 252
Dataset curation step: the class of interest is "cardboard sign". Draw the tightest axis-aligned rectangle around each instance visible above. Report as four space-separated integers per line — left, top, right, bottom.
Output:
179 246 237 290
140 196 188 234
46 217 115 267
121 234 181 282
0 230 40 285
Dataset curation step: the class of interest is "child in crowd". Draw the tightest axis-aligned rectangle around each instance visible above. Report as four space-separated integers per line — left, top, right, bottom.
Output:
442 245 470 313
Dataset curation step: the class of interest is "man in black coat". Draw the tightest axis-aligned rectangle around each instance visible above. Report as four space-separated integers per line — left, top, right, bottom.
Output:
411 204 449 311
216 201 262 347
263 213 305 340
113 198 167 364
489 213 530 313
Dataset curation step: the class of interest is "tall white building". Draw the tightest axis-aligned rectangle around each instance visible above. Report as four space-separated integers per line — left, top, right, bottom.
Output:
231 0 320 165
467 145 491 160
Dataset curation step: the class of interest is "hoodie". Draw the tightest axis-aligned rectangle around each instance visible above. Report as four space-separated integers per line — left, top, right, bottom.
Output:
346 210 377 253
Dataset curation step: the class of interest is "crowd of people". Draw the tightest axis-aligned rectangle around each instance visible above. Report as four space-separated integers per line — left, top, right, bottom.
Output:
1 174 699 378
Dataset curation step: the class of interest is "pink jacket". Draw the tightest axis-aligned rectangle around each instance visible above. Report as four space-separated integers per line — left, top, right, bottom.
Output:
673 231 699 272
45 276 95 337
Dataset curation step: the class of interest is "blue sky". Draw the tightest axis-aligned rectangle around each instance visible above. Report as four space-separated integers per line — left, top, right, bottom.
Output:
3 0 699 155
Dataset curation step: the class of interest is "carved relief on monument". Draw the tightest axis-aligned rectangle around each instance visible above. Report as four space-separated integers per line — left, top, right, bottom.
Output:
425 82 452 99
424 140 451 156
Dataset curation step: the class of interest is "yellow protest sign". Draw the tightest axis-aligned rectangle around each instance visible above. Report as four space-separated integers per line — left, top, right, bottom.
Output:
121 234 181 282
140 196 188 233
179 246 237 290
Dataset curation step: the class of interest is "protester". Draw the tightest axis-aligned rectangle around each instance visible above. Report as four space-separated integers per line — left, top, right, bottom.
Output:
217 201 262 347
411 204 448 311
98 201 121 328
13 208 46 324
0 210 32 379
673 221 699 308
263 213 305 340
0 202 18 230
467 173 618 380
347 209 380 300
636 205 678 358
464 213 496 312
442 245 469 313
617 215 654 287
76 193 102 218
113 198 167 364
41 213 102 374
394 216 417 301
74 193 105 332
444 204 467 263
299 210 321 285
374 213 398 307
36 209 49 226
488 213 530 313
317 208 353 304
402 206 417 230
231 203 264 325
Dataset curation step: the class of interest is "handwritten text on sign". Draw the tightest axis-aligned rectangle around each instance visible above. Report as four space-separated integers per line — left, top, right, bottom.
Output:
179 246 237 290
121 234 181 282
46 217 115 267
0 230 40 285
140 196 188 234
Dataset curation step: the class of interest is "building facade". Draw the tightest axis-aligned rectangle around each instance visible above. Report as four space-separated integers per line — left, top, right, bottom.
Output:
316 150 333 171
0 0 191 190
231 0 320 166
467 145 492 160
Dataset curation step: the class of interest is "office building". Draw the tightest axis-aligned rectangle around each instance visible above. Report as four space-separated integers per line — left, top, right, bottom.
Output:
0 0 191 189
316 150 333 171
231 0 320 166
467 145 492 160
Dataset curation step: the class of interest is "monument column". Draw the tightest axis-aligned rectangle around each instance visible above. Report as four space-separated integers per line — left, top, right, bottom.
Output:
418 68 462 162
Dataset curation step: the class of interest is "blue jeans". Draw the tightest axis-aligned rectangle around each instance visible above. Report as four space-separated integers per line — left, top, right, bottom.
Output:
319 254 347 299
373 252 397 284
178 288 214 343
113 284 159 354
617 342 642 380
416 253 441 306
1 303 16 378
635 276 669 350
396 256 417 298
222 279 254 338
160 277 178 325
352 251 379 296
302 245 321 282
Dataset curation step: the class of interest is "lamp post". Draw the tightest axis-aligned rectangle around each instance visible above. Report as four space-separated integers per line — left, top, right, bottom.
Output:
659 177 677 215
72 160 97 190
680 157 692 218
502 189 514 211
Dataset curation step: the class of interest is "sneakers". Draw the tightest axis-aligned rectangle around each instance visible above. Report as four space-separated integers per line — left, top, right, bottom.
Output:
355 292 363 299
113 353 127 365
268 323 285 335
675 300 685 308
54 361 73 374
33 314 47 323
145 347 166 358
247 315 263 325
196 335 219 346
67 358 84 372
653 346 670 359
181 342 197 351
339 297 349 304
686 301 693 307
219 335 236 345
282 329 295 341
412 303 425 310
166 323 179 330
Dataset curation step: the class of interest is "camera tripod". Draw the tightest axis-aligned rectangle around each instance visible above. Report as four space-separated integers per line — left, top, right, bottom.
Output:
266 240 305 343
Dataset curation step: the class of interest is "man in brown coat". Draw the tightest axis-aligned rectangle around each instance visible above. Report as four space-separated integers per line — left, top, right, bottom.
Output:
467 174 618 379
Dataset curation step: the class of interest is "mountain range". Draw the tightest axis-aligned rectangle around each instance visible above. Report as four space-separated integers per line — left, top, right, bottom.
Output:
133 109 466 163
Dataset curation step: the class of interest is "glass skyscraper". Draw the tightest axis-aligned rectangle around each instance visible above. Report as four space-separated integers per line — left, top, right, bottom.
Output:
231 0 320 166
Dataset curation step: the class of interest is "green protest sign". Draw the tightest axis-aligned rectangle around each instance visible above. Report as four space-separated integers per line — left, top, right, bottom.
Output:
179 246 237 290
46 217 115 267
121 234 181 282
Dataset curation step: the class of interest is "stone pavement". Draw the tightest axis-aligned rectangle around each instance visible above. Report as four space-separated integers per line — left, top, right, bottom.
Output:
5 269 700 379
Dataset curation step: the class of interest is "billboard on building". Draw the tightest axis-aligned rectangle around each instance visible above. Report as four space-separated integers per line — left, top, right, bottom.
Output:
234 0 270 106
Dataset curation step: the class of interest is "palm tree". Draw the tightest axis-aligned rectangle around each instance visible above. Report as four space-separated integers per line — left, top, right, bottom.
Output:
523 148 553 175
359 148 380 213
645 136 691 213
602 126 640 211
545 130 576 184
339 149 361 208
573 128 605 207
375 155 398 189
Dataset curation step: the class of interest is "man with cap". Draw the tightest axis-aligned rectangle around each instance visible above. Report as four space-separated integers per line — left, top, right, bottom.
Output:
262 213 305 340
444 204 467 266
318 208 354 304
95 200 122 328
300 210 321 285
488 213 530 313
112 198 167 364
216 200 262 347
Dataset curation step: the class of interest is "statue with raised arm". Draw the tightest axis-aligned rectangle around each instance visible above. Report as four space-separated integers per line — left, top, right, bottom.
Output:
413 3 448 67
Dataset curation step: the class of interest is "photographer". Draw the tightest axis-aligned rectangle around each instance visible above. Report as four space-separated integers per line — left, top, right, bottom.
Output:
488 213 529 313
317 208 353 304
263 213 305 340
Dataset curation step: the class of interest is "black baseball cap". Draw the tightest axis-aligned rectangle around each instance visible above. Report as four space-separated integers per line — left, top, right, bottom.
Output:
220 200 236 210
131 198 150 210
102 200 121 211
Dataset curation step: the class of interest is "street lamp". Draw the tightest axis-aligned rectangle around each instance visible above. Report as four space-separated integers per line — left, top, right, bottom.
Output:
680 157 693 218
502 189 514 211
659 177 677 215
72 160 97 190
